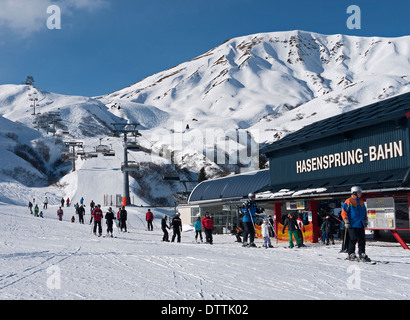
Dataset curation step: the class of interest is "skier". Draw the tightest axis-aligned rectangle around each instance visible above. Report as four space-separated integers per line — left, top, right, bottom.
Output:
146 209 154 231
119 206 127 232
194 216 203 243
39 211 44 218
161 215 170 242
105 207 115 237
77 205 85 224
66 198 70 207
28 201 33 214
92 204 103 236
71 216 75 223
282 213 302 248
241 193 264 247
232 223 243 243
296 215 305 245
80 197 84 206
261 220 273 248
201 212 214 244
90 200 95 213
43 196 48 209
324 215 335 245
171 212 182 243
341 186 370 261
61 198 65 207
57 207 63 221
89 201 95 224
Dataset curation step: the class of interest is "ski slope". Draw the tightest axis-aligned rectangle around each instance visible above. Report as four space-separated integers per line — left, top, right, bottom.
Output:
1 203 409 300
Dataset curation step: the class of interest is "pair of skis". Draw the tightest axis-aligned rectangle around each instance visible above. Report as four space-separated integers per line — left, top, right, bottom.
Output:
338 257 389 265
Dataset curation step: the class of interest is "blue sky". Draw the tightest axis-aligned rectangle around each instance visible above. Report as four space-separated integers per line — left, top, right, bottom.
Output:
0 0 409 97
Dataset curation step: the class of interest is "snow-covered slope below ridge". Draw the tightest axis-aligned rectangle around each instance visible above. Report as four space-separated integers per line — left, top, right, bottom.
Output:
98 30 410 145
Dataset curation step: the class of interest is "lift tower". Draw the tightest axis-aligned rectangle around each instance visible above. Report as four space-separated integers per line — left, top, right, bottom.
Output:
111 122 141 206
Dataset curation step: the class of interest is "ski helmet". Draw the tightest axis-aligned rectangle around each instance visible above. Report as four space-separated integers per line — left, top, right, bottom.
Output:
351 186 362 194
248 192 256 199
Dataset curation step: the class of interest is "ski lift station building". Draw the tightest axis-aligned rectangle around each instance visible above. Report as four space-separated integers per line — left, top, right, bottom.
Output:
181 92 410 248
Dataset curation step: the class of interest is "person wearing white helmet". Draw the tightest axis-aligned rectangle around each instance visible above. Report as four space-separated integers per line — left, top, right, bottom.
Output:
341 186 370 261
241 192 264 247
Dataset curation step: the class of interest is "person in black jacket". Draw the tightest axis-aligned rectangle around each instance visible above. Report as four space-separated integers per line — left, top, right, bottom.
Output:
77 204 85 224
119 206 127 232
162 216 170 242
171 213 182 243
324 215 335 245
282 213 302 248
105 207 115 237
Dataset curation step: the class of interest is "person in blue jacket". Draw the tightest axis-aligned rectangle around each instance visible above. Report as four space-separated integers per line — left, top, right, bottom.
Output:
241 193 264 247
341 186 370 261
194 216 203 243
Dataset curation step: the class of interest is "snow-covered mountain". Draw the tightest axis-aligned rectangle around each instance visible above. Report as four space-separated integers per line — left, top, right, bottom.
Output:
98 30 410 144
0 30 410 206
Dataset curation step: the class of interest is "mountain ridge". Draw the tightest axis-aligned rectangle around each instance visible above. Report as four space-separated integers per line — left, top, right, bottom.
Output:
0 30 409 206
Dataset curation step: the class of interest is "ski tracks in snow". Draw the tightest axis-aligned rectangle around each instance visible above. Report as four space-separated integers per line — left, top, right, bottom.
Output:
0 247 81 293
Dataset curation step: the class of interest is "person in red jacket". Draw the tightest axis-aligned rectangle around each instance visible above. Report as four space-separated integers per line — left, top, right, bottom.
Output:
201 212 214 244
146 208 154 231
92 204 103 236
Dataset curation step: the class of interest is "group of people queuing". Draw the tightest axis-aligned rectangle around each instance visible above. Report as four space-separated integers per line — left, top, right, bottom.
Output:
24 185 369 261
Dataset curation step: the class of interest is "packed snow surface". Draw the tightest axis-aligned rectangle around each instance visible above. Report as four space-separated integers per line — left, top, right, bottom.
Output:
1 204 409 300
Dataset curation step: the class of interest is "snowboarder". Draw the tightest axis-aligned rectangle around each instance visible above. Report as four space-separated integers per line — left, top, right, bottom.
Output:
201 212 214 244
119 206 127 232
282 213 302 248
261 220 273 248
39 211 44 218
34 204 39 217
194 216 203 243
171 212 182 243
105 207 115 237
77 205 85 224
146 209 154 231
241 193 264 247
43 196 48 209
161 215 170 242
92 204 103 236
341 186 370 261
57 207 63 221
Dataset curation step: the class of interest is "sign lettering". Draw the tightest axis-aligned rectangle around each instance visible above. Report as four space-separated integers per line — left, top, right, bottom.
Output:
296 140 403 174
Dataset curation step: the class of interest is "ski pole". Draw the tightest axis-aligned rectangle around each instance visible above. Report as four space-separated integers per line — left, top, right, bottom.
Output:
266 218 277 238
342 225 348 251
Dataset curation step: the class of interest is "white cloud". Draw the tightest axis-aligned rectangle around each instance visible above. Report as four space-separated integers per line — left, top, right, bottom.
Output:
0 0 109 37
